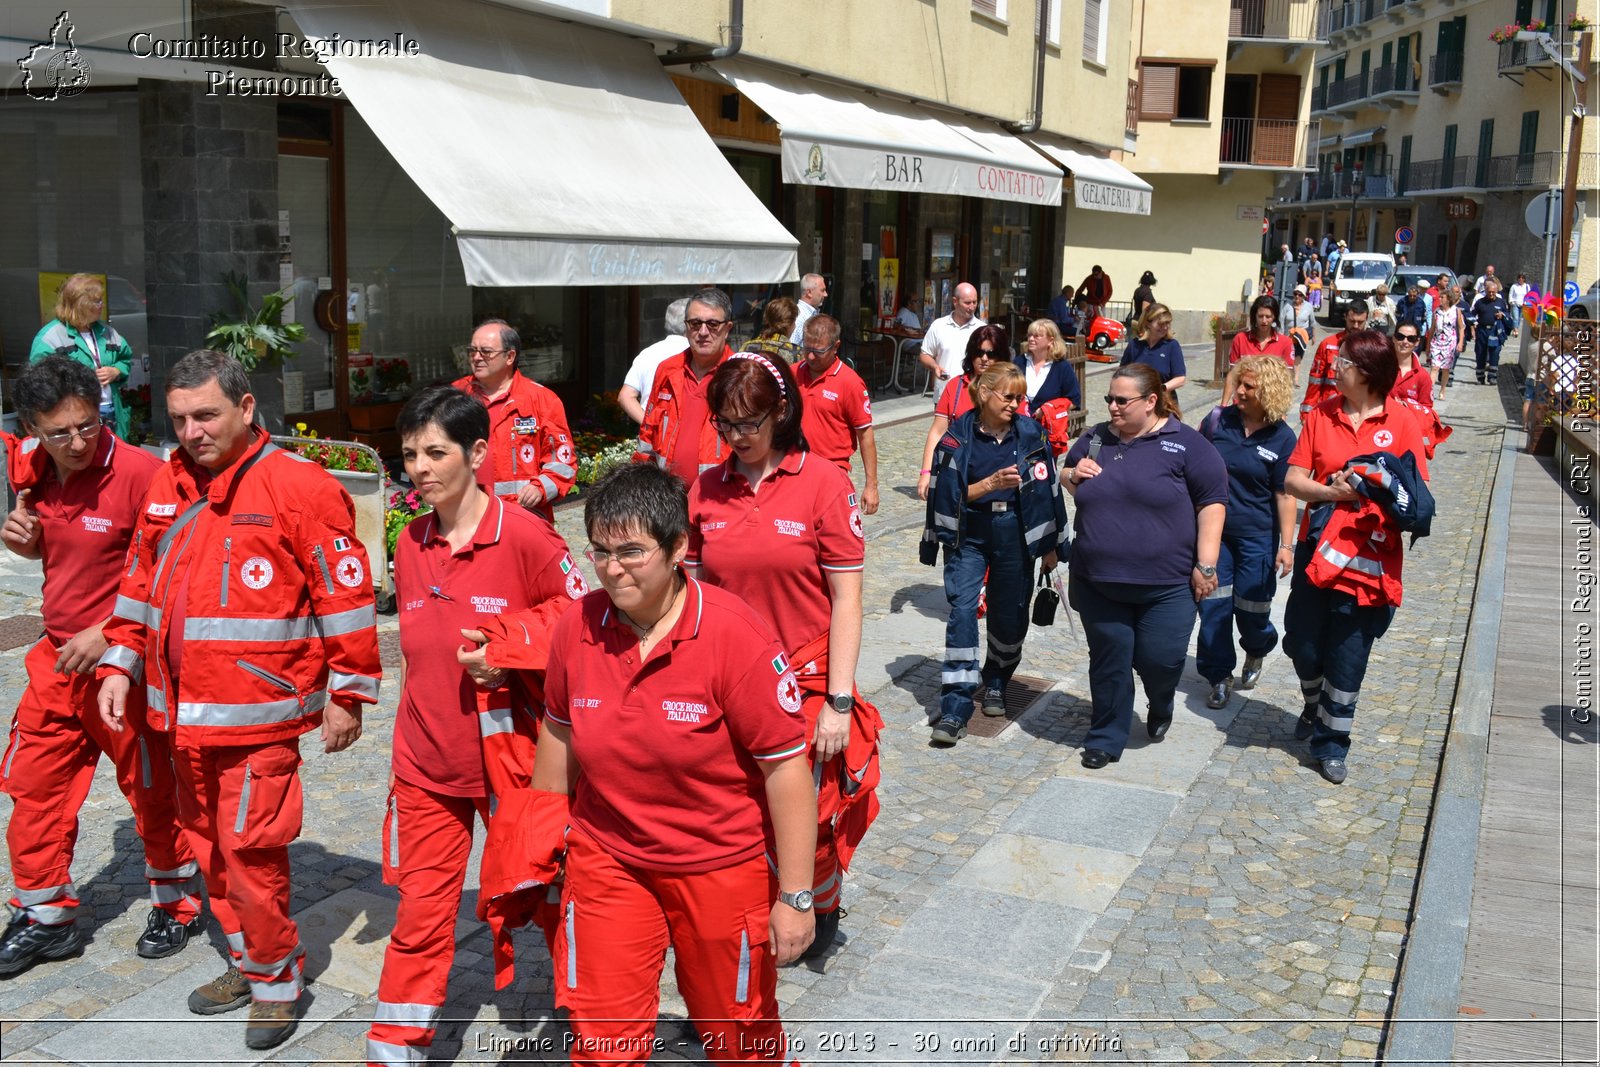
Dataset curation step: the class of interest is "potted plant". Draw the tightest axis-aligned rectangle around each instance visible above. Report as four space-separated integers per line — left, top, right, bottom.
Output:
205 272 307 371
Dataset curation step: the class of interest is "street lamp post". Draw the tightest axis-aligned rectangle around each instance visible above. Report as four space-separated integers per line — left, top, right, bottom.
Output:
1347 160 1365 249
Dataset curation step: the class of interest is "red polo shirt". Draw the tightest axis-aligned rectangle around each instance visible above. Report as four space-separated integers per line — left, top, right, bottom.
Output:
935 375 975 420
1228 330 1296 365
1290 395 1431 540
668 362 715 488
21 432 160 643
796 358 873 470
686 450 865 654
393 497 586 796
543 577 808 873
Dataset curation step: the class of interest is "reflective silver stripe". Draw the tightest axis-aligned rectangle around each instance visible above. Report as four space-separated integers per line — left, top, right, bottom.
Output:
478 706 514 737
1318 707 1355 732
234 764 253 835
226 930 246 955
735 928 751 1004
150 883 193 904
330 671 380 701
538 475 560 499
244 946 302 979
113 595 150 626
941 668 982 685
99 644 142 674
545 461 576 479
145 861 199 880
318 604 377 637
367 1039 426 1066
1322 680 1360 706
1023 520 1054 546
1233 595 1274 613
1299 677 1324 699
373 1001 443 1029
137 736 152 789
933 511 959 531
16 884 73 906
493 479 530 496
250 976 302 1002
565 901 577 990
387 793 402 869
24 902 75 924
149 606 162 632
1317 542 1383 576
183 616 317 642
147 686 167 713
988 636 1023 654
1204 583 1234 601
179 690 326 728
945 646 981 660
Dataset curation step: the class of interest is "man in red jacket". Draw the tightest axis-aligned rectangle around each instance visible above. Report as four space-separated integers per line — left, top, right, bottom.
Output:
0 357 202 978
634 288 735 483
1300 304 1368 416
454 320 575 521
97 350 381 1051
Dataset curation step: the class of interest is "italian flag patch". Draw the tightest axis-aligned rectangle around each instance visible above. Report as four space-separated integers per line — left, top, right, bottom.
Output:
560 554 573 574
332 537 350 551
847 492 858 507
771 653 789 675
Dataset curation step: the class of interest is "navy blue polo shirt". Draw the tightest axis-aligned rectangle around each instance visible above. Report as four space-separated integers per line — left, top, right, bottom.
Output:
1064 418 1228 585
1201 405 1298 541
968 423 1020 506
1120 338 1187 384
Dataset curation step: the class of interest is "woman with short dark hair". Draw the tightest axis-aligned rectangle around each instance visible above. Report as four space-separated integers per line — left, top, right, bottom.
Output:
1229 295 1295 366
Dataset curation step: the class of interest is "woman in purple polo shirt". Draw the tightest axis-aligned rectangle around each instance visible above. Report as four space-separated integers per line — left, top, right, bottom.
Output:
1063 364 1228 769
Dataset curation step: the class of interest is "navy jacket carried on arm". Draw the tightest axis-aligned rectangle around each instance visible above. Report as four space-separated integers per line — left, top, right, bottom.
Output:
921 411 1070 564
1014 356 1082 410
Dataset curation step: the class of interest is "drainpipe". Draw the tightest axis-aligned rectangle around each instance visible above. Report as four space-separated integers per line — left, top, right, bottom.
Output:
660 0 744 65
1006 0 1050 133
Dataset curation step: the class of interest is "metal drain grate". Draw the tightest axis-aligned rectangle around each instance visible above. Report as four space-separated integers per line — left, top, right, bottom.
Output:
0 615 44 652
963 673 1054 738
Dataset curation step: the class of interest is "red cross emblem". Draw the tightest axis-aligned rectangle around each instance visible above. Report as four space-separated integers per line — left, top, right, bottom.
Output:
336 555 365 589
849 507 864 539
565 570 588 599
241 556 273 590
519 442 537 465
1373 429 1394 448
777 671 802 714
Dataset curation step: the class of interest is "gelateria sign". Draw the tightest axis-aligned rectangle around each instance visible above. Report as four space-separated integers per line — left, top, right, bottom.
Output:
1073 177 1152 216
780 140 1061 208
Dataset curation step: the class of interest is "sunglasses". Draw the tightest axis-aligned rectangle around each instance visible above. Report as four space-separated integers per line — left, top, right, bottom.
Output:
1105 393 1151 407
1395 333 1420 343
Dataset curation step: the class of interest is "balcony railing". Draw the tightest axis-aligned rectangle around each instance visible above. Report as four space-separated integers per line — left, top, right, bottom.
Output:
1228 0 1330 42
1369 63 1420 95
1404 154 1477 191
1328 0 1377 34
1477 151 1599 189
1287 160 1395 201
1126 79 1139 139
1429 50 1464 88
1325 69 1371 108
1220 117 1312 167
1311 83 1327 111
1499 36 1578 72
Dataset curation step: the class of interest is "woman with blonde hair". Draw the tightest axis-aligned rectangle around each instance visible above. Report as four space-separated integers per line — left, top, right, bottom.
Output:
741 296 801 363
1015 318 1081 412
1196 356 1299 709
1119 302 1187 400
29 273 133 439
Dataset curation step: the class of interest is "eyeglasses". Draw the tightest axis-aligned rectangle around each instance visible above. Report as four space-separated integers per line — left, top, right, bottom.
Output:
1104 393 1151 407
1333 356 1355 371
711 411 771 437
1394 333 1420 343
37 421 102 447
800 345 837 357
584 542 662 568
976 348 996 357
987 390 1028 405
465 346 508 358
685 318 729 333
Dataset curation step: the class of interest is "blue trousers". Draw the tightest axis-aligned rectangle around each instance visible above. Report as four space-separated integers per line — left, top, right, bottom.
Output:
1195 534 1281 685
940 511 1033 725
1282 541 1396 760
1071 575 1197 758
1474 334 1503 378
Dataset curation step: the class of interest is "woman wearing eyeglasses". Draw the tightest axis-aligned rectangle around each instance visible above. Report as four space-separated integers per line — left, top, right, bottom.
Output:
1283 331 1430 786
536 462 817 1065
686 353 879 962
369 386 588 1063
1389 326 1435 407
29 273 133 440
923 361 1069 747
1062 364 1227 769
916 325 1011 501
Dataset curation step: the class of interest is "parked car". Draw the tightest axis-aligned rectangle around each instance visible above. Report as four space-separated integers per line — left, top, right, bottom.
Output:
1569 281 1600 321
1326 252 1395 323
1386 265 1459 303
1082 314 1126 361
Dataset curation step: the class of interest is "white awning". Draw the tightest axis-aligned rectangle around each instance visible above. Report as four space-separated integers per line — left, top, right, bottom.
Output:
1024 137 1153 216
1341 126 1387 148
289 0 796 287
714 61 1062 208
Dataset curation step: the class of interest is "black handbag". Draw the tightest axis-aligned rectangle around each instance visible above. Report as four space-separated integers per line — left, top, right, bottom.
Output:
1031 569 1059 626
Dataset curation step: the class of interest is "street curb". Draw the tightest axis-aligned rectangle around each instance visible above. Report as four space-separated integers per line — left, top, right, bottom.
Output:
1383 429 1518 1063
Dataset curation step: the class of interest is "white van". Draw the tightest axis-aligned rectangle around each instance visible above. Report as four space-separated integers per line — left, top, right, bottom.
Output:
1328 252 1395 322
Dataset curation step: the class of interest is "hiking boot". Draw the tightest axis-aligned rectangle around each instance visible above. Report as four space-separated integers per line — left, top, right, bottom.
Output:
136 908 205 960
1237 655 1264 691
188 966 250 1015
0 912 81 978
244 998 300 1050
930 719 967 746
980 687 1007 717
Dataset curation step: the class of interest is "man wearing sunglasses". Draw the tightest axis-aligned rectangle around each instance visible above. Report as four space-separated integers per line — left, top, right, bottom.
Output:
0 357 202 979
635 288 737 484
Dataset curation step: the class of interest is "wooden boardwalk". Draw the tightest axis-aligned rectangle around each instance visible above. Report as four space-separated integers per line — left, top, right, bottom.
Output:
1455 450 1599 1064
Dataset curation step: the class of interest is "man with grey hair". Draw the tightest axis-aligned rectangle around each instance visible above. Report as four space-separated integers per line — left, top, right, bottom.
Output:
789 273 828 345
619 298 690 425
635 288 736 482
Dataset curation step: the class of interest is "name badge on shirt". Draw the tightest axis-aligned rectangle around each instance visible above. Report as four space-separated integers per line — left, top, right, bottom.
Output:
514 417 538 435
1256 447 1279 462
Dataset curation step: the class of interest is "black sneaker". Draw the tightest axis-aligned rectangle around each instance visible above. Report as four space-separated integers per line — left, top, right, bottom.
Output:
930 719 967 746
980 687 1007 717
0 911 82 978
135 908 205 960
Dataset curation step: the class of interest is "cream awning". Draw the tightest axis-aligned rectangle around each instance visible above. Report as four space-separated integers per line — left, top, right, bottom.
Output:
1024 136 1153 216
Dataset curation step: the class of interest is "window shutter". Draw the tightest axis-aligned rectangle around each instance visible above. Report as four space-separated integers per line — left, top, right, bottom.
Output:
1083 0 1103 62
1139 63 1177 120
973 0 999 16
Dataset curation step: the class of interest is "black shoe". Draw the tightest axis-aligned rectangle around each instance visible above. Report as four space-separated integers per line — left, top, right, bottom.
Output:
1295 705 1317 741
0 912 82 978
1080 748 1118 769
800 907 844 961
1147 716 1172 741
930 719 967 746
135 908 204 960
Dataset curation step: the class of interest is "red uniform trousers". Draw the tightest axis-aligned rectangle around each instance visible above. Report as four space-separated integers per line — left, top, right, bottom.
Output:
366 778 491 1067
798 690 843 915
172 738 305 1003
557 828 799 1067
1 638 199 925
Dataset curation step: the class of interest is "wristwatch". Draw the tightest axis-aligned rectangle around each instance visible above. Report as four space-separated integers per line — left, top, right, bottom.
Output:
778 888 815 912
1195 564 1217 579
828 693 855 714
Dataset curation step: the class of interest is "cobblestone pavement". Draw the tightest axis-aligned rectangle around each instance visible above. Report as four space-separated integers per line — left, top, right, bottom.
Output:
0 356 1509 1064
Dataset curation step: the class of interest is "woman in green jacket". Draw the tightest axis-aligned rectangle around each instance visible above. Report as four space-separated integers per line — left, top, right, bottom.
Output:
29 273 133 439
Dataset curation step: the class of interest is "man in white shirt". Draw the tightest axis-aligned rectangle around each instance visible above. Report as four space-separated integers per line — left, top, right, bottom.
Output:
918 282 984 390
618 298 689 425
895 296 925 332
1507 273 1531 337
789 274 827 345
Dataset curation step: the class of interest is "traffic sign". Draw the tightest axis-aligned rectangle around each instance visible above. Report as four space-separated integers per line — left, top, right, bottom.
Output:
1394 226 1414 245
1526 191 1562 238
1565 280 1581 304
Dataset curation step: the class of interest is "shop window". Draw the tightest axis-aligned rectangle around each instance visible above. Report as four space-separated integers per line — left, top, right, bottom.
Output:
1138 61 1214 122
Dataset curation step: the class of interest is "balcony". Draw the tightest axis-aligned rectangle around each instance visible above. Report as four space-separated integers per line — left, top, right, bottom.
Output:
1383 0 1409 23
1284 158 1397 202
1479 151 1600 189
1498 36 1580 82
1429 50 1464 92
1323 69 1371 113
1227 0 1330 45
1219 117 1317 169
1403 154 1479 193
1327 0 1378 40
1369 63 1421 105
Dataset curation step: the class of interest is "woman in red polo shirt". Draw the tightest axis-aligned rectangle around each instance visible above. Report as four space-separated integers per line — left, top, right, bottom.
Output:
536 462 817 1066
916 325 1009 500
687 352 877 962
1228 295 1296 366
367 386 586 1065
